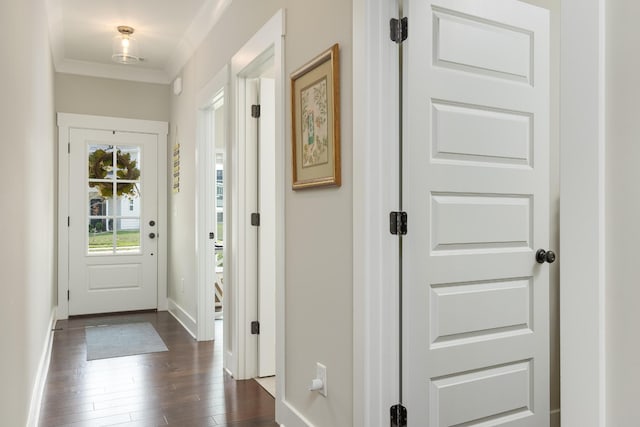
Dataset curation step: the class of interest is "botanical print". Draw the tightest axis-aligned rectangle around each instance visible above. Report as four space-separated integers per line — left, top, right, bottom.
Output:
301 77 329 168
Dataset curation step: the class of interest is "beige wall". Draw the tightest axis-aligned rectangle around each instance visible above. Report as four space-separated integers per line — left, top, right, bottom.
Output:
606 1 640 425
55 73 170 122
167 55 198 318
168 1 353 425
284 2 353 424
0 0 57 425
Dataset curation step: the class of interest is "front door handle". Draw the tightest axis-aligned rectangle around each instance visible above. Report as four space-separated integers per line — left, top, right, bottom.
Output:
536 249 556 264
149 233 156 239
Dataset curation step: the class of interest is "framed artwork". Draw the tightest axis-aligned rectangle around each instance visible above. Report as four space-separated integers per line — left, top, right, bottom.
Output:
291 44 341 190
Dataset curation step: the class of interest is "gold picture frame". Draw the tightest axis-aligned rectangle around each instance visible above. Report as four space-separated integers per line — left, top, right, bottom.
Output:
291 44 341 190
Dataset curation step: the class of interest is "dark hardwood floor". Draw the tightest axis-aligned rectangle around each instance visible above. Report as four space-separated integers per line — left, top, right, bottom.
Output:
38 312 278 427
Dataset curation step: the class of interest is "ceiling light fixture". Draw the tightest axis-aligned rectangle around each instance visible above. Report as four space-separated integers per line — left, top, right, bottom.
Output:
112 25 140 64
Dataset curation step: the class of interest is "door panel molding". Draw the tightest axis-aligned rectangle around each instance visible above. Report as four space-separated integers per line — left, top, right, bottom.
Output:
57 113 168 320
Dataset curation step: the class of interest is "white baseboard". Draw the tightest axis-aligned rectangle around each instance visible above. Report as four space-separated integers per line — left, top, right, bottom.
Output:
278 404 559 427
26 308 57 427
276 399 315 427
167 298 197 339
550 408 561 427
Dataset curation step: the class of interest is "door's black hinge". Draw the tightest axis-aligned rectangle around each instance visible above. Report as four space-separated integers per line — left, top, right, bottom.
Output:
389 211 408 235
67 290 70 301
251 104 261 118
67 216 70 227
251 321 260 335
67 142 70 154
390 404 407 427
251 213 261 226
390 17 408 44
209 232 215 240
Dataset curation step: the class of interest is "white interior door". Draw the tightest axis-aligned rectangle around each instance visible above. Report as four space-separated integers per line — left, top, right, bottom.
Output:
245 76 277 378
68 128 159 315
258 77 276 377
403 1 550 425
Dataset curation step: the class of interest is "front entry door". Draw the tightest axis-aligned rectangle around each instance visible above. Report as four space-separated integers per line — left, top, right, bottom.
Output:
68 128 159 315
403 1 550 425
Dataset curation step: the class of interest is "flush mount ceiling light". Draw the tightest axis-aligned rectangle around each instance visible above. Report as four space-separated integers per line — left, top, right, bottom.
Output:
112 25 140 64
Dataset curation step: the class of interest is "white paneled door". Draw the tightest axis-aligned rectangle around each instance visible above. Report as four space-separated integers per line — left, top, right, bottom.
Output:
246 77 277 378
257 78 277 378
68 128 159 315
403 1 550 425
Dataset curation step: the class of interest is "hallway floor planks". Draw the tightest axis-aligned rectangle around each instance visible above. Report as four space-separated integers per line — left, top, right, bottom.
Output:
38 312 278 427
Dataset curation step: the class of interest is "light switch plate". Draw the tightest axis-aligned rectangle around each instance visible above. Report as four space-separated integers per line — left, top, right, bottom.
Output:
316 363 327 397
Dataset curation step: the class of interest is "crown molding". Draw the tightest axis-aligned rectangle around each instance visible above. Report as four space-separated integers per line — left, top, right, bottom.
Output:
164 0 233 80
56 59 170 84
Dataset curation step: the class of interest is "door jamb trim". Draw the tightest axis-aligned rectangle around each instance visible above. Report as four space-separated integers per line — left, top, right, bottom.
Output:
560 0 607 425
196 65 229 343
353 0 400 425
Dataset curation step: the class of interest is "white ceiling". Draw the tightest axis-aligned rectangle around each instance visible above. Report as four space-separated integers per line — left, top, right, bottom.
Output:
46 0 232 84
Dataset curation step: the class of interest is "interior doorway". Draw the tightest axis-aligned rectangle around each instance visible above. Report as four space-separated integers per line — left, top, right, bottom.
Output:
232 52 278 385
196 58 278 383
353 1 555 426
227 12 285 397
196 66 228 345
196 11 284 413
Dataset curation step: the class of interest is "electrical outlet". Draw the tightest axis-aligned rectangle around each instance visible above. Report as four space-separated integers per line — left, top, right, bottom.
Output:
316 363 327 397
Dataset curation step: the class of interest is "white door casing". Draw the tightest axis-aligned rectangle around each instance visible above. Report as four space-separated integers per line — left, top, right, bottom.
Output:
560 0 607 425
68 129 158 315
227 10 290 424
196 65 229 343
403 1 550 425
57 113 168 320
352 0 402 424
229 10 285 383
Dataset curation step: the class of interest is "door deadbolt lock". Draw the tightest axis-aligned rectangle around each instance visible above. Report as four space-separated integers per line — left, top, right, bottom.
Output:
149 220 156 226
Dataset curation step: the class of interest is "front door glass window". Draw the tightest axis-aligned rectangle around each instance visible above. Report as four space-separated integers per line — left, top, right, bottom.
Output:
88 144 142 254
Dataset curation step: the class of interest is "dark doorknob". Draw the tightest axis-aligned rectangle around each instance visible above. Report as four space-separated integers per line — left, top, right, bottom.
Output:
536 249 556 264
149 233 156 239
